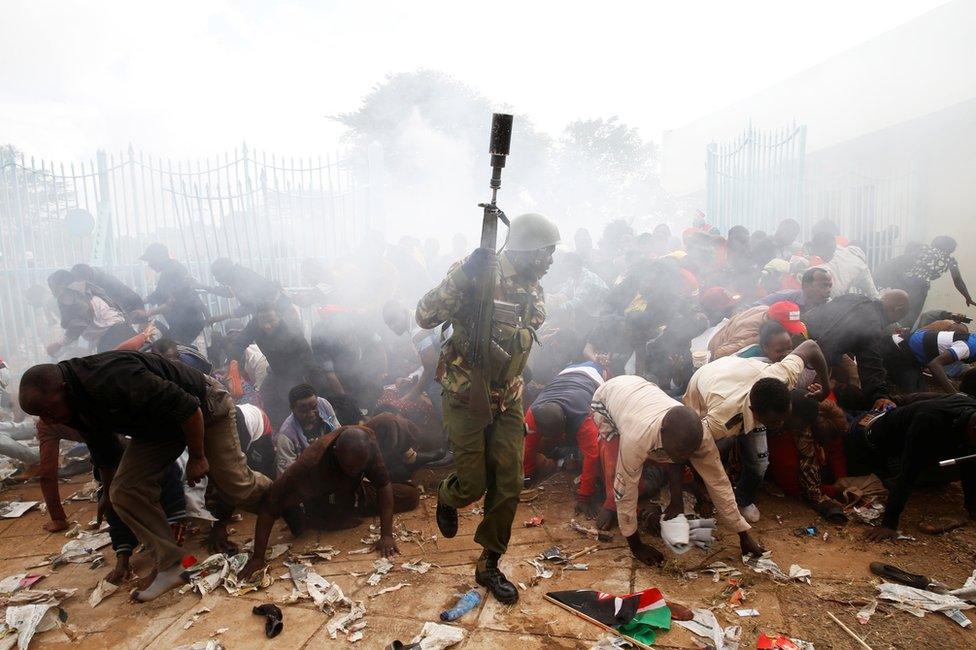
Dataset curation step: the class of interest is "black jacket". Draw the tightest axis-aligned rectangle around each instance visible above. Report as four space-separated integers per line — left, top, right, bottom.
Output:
868 394 976 528
59 351 211 466
804 294 892 403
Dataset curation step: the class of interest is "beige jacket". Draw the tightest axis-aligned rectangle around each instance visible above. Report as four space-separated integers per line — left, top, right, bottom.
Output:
707 305 769 360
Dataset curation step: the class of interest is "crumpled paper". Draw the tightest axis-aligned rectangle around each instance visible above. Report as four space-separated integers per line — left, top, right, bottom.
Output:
674 608 740 650
950 570 976 602
404 621 466 650
1 588 74 650
174 641 223 650
49 532 111 567
0 575 44 596
402 560 432 574
88 579 119 608
366 558 393 586
0 502 38 518
877 581 973 622
743 553 811 584
180 553 272 597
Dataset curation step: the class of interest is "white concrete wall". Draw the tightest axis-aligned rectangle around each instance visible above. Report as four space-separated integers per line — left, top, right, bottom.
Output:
661 0 976 197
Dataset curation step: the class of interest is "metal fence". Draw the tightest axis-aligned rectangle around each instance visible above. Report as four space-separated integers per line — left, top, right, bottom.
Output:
0 143 384 367
803 166 918 270
705 124 917 270
705 123 807 235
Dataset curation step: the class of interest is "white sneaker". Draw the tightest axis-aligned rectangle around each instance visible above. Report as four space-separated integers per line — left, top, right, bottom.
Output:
740 504 761 523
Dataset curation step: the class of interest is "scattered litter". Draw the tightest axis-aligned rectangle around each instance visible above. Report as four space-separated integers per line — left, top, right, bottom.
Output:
788 564 812 584
3 602 69 650
822 532 829 542
793 526 817 537
361 532 381 546
2 588 76 605
180 553 273 597
325 600 366 640
569 519 612 542
895 534 915 542
856 599 877 625
347 547 371 555
743 553 810 584
517 582 528 591
538 546 568 564
63 524 82 538
691 562 742 582
174 641 223 650
440 589 481 621
402 560 432 574
211 628 228 637
674 608 740 650
877 581 973 615
290 546 339 562
0 574 45 595
252 603 283 638
519 488 540 503
526 559 554 585
565 563 589 571
757 634 814 650
366 557 394 586
734 608 759 617
348 630 364 643
49 531 111 567
393 621 466 649
849 502 884 525
183 606 212 630
949 570 976 601
0 501 39 518
470 507 484 516
266 544 290 560
88 579 118 608
370 582 410 598
591 634 634 649
523 516 544 527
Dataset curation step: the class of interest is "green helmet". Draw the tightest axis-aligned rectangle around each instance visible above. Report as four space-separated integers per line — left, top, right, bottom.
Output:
505 213 560 252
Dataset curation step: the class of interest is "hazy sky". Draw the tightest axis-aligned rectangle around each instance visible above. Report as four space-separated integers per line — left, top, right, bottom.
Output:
0 0 949 161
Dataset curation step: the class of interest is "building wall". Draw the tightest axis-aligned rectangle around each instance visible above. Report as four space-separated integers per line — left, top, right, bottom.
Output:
661 0 976 197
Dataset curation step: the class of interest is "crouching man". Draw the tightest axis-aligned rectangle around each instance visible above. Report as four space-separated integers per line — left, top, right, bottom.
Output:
591 375 765 565
242 425 420 578
19 350 270 601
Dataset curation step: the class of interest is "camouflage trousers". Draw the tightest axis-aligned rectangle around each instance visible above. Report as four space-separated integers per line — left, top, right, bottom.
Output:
437 394 525 555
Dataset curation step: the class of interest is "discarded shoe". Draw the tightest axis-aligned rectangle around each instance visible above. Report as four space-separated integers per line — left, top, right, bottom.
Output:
252 603 283 638
436 501 458 539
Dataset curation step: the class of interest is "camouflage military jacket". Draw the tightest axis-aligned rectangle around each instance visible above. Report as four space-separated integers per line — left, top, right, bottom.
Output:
416 253 545 411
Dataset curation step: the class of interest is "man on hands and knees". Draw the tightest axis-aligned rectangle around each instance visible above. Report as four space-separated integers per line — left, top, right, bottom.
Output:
523 361 604 516
684 339 831 522
591 376 765 564
18 351 270 602
242 425 419 578
847 394 976 542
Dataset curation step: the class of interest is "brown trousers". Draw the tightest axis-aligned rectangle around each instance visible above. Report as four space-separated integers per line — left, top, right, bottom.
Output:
109 392 271 569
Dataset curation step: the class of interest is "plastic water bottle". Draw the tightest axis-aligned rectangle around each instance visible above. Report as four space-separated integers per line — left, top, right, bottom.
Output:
440 589 482 621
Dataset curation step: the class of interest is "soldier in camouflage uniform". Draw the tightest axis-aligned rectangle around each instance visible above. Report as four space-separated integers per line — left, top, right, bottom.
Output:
416 213 560 604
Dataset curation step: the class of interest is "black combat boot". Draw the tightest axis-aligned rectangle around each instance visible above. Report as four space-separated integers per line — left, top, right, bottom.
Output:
475 549 519 604
436 501 458 538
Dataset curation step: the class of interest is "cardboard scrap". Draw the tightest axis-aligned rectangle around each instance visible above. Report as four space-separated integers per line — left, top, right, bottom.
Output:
88 579 119 608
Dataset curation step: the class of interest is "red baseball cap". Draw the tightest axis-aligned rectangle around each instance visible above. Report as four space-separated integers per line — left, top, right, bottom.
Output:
768 301 807 335
700 286 740 313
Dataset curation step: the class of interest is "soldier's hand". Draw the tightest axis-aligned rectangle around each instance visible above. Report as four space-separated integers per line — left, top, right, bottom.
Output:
462 247 498 279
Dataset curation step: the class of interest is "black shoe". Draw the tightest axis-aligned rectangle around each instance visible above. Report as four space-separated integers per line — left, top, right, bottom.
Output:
436 501 458 538
427 450 455 470
476 550 518 604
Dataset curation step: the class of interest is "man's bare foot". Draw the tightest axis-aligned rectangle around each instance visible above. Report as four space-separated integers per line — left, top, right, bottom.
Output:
132 564 184 602
134 568 158 591
105 558 133 586
206 526 240 554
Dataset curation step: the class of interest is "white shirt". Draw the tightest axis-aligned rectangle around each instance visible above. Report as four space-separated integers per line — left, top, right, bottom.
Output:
819 246 879 299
